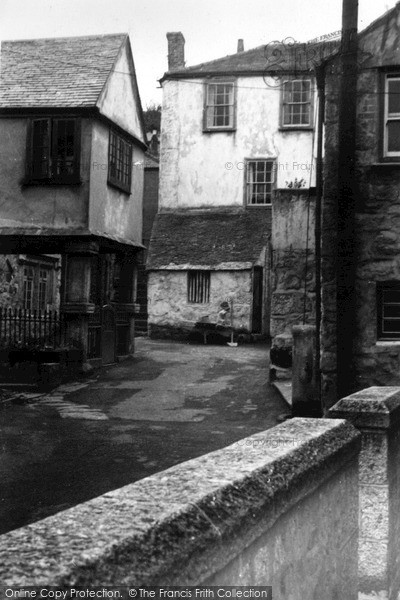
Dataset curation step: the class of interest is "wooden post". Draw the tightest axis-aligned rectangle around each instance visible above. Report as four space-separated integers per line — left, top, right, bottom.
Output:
336 0 359 399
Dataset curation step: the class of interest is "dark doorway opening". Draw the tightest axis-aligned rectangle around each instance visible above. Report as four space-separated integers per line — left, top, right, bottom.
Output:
252 266 263 333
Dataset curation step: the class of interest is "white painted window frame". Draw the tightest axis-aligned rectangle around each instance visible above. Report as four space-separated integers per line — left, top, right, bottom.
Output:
384 74 400 158
280 78 313 128
245 159 275 206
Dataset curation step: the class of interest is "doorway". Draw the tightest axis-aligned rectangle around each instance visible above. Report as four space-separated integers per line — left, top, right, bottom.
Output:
252 266 263 333
101 304 116 364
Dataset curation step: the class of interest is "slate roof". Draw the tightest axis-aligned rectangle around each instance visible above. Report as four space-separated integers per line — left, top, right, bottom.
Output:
0 34 127 108
147 210 271 270
162 39 340 80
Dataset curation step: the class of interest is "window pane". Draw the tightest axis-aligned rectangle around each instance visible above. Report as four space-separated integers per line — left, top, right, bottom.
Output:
206 82 234 128
388 79 400 114
382 319 400 333
108 130 132 191
32 119 50 178
282 79 311 126
383 305 400 318
55 119 76 176
246 161 274 205
383 289 400 303
387 121 400 152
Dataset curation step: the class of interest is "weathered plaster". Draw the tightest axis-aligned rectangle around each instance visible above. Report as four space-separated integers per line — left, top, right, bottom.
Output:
89 120 143 244
148 270 252 331
0 118 91 230
97 39 145 144
159 77 317 210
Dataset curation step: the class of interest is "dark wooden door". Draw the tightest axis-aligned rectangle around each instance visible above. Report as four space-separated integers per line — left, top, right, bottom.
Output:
252 267 263 333
101 305 116 364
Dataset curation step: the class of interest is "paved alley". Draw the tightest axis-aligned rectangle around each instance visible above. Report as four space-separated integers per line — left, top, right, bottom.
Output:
0 338 288 535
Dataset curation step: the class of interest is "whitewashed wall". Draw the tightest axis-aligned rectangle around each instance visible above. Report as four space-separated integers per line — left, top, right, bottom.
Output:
159 76 317 209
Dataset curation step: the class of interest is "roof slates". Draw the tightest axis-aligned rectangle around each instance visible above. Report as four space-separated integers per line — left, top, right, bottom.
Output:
0 34 127 108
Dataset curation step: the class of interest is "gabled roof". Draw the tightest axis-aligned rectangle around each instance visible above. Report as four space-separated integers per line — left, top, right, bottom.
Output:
161 39 339 81
147 209 271 270
0 34 128 108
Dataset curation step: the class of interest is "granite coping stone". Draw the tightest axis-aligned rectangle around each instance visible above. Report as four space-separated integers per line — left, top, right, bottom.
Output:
329 386 400 429
0 418 360 587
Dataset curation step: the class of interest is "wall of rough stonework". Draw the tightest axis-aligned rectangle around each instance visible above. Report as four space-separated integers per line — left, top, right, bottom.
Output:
148 269 253 336
270 190 315 340
0 418 360 598
321 16 400 406
0 255 21 308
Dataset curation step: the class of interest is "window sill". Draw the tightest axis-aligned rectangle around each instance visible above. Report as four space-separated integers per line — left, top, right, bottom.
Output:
203 128 236 134
246 203 272 208
107 179 132 195
367 162 400 171
376 340 400 346
278 126 314 132
22 178 82 186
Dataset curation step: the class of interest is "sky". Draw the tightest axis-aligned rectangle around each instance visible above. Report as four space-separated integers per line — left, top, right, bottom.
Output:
0 0 396 107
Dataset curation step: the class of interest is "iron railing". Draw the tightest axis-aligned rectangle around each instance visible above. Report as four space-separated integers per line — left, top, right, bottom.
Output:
0 307 64 349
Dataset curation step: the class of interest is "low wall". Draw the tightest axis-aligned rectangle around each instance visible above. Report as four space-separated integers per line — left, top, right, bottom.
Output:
0 418 360 599
329 387 400 598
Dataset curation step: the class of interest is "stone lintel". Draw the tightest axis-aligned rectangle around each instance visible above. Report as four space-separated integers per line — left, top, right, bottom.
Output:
329 386 400 430
0 418 360 586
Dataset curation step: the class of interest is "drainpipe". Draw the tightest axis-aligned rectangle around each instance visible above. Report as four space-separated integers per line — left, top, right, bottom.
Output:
336 0 358 400
315 64 325 413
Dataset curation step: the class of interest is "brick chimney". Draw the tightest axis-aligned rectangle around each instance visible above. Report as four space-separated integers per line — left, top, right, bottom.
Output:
167 32 185 70
237 39 244 53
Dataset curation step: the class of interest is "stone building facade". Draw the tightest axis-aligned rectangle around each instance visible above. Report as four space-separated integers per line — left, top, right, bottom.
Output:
148 34 329 340
321 4 400 405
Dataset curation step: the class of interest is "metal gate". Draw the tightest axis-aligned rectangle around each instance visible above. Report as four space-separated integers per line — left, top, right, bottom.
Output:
101 304 116 364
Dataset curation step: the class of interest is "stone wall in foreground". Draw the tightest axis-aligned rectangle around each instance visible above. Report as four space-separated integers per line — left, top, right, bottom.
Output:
0 418 360 599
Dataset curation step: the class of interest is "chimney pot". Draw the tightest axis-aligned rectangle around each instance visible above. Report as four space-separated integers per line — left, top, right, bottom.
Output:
237 39 244 53
167 32 185 71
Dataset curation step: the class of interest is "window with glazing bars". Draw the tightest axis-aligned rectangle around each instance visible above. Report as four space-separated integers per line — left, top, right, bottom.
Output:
108 130 132 193
38 269 48 310
188 271 210 303
281 79 312 127
27 118 80 182
23 267 34 311
384 74 400 157
245 160 275 205
377 282 400 339
204 82 235 130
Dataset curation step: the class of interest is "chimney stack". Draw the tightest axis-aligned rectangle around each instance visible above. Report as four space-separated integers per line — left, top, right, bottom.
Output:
237 39 244 53
167 32 185 71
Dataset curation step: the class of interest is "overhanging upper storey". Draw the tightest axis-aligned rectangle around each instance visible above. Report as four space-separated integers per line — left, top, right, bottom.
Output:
0 33 147 149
